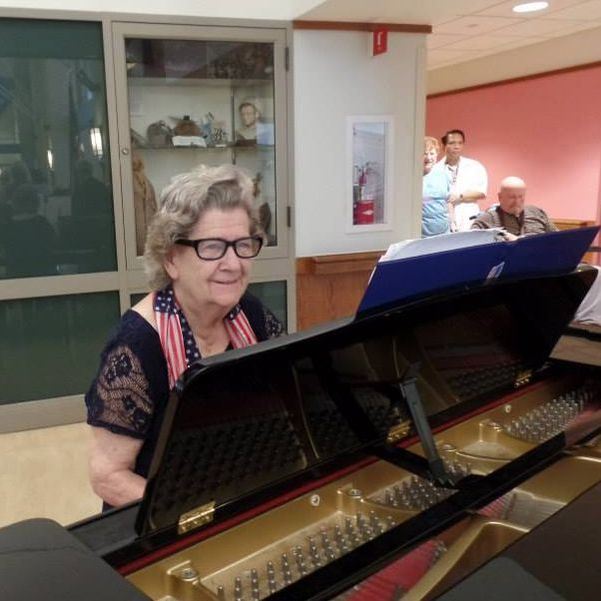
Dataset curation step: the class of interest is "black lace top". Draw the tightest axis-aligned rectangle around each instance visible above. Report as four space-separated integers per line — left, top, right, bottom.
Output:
85 292 284 480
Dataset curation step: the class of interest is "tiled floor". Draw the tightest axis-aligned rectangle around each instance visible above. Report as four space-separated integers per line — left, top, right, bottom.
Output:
0 422 102 529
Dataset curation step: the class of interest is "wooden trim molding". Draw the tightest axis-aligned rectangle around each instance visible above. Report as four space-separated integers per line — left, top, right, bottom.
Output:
553 218 597 229
293 20 432 34
427 60 601 99
297 251 383 276
553 218 599 264
296 251 383 330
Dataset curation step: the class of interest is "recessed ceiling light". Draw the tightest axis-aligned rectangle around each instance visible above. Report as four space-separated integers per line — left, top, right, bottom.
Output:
513 2 549 13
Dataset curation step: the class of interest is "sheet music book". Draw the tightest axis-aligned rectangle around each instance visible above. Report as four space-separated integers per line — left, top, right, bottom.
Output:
380 229 505 262
357 226 599 317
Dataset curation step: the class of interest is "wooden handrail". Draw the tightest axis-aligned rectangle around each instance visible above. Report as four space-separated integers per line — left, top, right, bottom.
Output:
297 251 383 276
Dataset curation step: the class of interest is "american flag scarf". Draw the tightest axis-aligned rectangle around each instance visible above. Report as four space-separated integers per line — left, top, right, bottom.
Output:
154 286 258 389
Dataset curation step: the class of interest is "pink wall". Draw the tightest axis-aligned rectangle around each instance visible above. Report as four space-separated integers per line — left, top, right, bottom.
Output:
426 65 601 224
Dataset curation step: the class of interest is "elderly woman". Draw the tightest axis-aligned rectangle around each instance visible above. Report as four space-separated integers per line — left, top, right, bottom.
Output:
422 136 451 237
85 164 284 507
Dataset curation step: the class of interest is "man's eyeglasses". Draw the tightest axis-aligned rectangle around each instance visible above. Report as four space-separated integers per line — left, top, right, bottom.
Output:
175 236 263 261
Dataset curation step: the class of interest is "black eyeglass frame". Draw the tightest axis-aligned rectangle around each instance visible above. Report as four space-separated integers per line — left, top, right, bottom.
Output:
174 236 264 261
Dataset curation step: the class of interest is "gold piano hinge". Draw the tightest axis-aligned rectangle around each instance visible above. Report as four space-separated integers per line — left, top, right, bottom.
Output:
178 501 215 535
387 419 411 444
514 369 533 388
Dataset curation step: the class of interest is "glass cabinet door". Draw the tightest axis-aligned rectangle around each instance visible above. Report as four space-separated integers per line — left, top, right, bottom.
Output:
112 23 289 267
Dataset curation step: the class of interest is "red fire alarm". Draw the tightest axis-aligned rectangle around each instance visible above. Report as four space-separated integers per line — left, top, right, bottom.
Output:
372 27 388 56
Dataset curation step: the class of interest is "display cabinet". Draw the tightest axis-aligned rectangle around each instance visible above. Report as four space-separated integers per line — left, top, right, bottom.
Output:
0 14 294 435
112 22 292 320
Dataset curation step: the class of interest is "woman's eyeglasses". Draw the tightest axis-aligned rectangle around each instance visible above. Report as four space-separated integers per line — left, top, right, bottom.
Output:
175 236 263 261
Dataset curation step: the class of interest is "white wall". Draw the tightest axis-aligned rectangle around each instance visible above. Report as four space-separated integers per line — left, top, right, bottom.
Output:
293 30 426 257
0 0 324 19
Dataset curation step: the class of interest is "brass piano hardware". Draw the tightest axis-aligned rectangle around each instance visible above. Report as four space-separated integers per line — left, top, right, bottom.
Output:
309 494 321 507
479 419 504 443
514 369 533 388
168 561 199 582
178 501 215 535
387 419 411 444
166 560 210 601
503 403 513 413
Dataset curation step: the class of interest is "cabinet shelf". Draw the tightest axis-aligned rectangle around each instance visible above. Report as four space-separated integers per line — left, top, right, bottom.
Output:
136 144 274 151
128 77 272 88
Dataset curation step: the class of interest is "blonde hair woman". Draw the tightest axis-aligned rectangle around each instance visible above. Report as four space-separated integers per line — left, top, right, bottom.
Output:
422 136 451 237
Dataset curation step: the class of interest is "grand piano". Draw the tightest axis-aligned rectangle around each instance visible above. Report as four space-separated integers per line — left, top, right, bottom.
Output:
2 231 601 600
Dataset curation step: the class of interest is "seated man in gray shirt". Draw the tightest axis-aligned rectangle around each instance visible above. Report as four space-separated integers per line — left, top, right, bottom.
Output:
472 176 601 326
471 176 557 238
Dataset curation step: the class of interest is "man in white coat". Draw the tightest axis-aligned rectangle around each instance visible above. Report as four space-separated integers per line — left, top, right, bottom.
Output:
432 129 488 231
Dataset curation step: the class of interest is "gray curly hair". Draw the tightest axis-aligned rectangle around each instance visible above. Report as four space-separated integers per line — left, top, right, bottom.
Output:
144 164 261 290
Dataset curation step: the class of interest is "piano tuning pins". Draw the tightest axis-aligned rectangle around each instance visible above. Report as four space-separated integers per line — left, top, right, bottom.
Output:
216 585 226 601
505 386 590 443
244 505 453 599
266 561 278 594
281 552 292 585
233 576 243 601
266 560 275 578
378 471 463 511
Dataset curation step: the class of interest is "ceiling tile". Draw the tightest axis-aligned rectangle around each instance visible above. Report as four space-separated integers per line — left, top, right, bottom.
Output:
372 0 500 20
491 17 588 35
544 0 601 19
427 33 467 48
427 48 482 64
485 36 549 50
542 20 601 35
434 15 523 35
476 0 588 18
430 14 467 26
442 34 530 50
297 0 501 24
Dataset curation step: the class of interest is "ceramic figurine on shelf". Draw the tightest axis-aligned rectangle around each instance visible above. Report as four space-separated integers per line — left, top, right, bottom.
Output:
171 115 201 136
200 112 214 140
146 121 172 148
170 115 206 147
211 125 228 147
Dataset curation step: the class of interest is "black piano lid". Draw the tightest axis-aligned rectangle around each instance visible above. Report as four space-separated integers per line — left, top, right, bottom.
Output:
135 266 598 540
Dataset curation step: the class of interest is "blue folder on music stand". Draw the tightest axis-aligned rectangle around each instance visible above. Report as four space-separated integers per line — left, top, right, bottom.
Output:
357 226 599 317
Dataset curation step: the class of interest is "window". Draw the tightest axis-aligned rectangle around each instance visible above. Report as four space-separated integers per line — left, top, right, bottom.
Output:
0 19 115 280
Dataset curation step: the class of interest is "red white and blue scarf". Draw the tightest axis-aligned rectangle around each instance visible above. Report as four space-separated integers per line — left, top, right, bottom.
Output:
154 286 257 389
